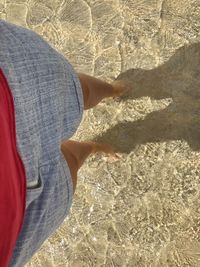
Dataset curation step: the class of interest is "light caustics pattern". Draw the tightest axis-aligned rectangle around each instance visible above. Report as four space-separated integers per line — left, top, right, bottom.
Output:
1 0 200 266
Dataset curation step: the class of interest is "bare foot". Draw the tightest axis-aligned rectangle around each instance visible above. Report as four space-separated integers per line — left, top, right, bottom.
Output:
111 80 132 97
85 141 120 159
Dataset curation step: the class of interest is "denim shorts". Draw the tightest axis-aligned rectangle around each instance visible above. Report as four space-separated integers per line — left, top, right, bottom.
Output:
0 19 84 266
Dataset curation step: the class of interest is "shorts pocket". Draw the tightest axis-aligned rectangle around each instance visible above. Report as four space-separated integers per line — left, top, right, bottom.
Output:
27 175 42 189
26 171 44 208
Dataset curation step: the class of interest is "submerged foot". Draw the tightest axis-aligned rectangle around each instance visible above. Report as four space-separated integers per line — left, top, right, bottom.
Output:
84 141 120 159
111 80 132 97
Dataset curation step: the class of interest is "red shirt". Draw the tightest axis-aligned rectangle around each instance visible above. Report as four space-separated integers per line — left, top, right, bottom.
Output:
0 68 26 266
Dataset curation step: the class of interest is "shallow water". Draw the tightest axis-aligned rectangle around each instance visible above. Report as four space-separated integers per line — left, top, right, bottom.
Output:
1 0 200 266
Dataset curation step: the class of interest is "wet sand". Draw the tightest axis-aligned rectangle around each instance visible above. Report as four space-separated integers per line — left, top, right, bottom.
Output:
1 0 200 266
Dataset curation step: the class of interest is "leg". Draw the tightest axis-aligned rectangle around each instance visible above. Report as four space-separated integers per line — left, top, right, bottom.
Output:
61 74 128 193
78 73 130 110
61 140 116 194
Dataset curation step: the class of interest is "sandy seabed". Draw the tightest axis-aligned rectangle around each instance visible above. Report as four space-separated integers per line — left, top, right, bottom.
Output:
1 0 200 266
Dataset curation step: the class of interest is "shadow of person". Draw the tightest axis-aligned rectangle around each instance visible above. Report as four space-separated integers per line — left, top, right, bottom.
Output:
93 43 200 154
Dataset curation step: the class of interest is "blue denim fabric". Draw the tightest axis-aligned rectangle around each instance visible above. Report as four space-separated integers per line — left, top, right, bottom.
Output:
0 19 84 266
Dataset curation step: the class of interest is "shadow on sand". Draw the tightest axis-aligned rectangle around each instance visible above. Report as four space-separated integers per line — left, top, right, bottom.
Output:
93 43 200 153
